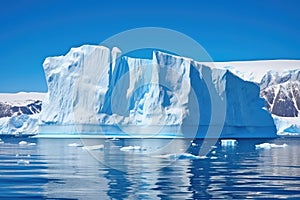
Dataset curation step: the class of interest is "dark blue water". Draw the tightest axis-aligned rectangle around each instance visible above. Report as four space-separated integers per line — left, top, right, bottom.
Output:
0 137 299 199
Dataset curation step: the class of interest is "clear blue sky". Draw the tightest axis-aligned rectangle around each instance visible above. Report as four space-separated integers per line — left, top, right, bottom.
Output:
0 0 299 92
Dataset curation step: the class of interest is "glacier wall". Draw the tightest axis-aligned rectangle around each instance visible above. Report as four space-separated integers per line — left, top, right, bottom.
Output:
39 45 277 138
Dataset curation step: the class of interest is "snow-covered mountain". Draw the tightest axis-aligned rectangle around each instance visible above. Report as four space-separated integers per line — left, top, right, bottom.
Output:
260 70 300 117
0 92 44 117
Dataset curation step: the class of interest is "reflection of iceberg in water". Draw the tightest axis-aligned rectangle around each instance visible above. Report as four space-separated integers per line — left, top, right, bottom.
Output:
37 139 109 199
35 138 299 199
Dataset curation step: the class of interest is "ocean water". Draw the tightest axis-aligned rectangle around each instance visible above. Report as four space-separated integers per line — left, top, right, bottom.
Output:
0 136 299 199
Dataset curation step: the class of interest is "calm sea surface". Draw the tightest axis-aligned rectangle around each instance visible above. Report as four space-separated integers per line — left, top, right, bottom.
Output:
0 136 299 199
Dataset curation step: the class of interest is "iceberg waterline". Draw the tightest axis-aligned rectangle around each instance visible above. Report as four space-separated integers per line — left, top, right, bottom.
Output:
1 45 299 137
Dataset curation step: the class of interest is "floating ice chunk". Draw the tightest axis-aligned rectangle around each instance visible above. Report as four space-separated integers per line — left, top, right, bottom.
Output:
255 143 288 149
18 141 36 146
0 139 4 144
191 143 197 147
68 143 82 147
120 146 142 151
210 156 218 160
16 154 31 157
110 137 119 141
169 153 207 160
221 139 237 146
81 144 104 150
17 160 30 165
18 141 27 145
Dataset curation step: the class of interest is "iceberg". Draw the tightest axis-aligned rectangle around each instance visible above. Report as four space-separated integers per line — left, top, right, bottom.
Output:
220 139 237 147
255 143 288 149
0 114 39 135
120 146 143 151
272 115 300 135
38 45 277 138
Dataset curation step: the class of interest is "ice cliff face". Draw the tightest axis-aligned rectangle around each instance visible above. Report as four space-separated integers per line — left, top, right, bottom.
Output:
39 45 277 138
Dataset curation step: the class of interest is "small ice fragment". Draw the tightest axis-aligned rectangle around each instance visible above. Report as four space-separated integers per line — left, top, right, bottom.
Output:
255 143 288 149
0 139 4 144
68 143 82 147
28 143 36 146
211 151 216 154
169 153 206 160
18 141 27 145
81 144 104 150
120 146 142 151
191 143 197 146
221 139 237 146
17 160 30 165
210 156 218 160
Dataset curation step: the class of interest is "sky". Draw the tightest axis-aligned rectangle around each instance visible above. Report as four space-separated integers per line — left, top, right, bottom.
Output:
0 0 300 92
